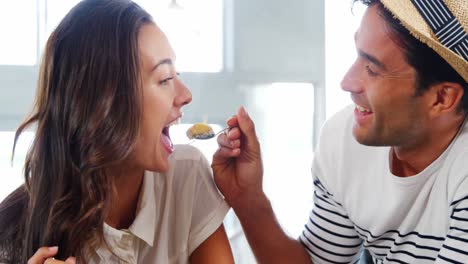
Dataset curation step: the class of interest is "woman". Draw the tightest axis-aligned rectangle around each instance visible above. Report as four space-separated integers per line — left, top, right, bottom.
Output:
0 0 233 263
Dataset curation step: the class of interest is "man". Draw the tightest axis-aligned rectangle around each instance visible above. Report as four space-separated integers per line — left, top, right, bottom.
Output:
212 0 468 263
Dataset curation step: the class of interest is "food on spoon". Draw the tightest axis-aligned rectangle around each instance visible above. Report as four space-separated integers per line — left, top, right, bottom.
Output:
186 123 215 140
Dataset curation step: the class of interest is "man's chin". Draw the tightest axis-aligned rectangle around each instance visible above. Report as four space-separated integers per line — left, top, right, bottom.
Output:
352 128 387 147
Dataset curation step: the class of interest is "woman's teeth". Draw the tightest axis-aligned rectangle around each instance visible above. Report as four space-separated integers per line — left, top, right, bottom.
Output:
167 118 180 127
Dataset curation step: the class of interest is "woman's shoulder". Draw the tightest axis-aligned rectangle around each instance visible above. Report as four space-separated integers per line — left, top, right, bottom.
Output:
164 145 215 194
146 144 210 185
169 144 207 164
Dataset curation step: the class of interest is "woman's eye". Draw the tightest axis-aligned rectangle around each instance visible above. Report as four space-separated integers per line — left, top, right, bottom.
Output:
365 65 379 77
159 76 174 85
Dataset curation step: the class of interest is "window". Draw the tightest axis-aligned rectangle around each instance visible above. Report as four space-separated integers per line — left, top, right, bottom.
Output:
0 131 34 201
325 0 366 118
135 0 224 72
0 1 38 65
1 0 224 71
247 82 315 237
45 0 81 38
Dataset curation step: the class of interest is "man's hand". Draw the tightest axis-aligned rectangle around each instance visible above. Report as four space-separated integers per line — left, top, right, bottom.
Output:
212 107 311 264
212 106 264 210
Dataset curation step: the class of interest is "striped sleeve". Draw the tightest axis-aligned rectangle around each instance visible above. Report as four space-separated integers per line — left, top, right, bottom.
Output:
436 193 468 264
299 179 363 264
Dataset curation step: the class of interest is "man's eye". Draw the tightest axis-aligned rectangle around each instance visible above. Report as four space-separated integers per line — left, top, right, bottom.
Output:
365 65 379 77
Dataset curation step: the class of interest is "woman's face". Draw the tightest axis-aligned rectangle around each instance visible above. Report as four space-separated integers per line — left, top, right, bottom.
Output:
132 23 192 172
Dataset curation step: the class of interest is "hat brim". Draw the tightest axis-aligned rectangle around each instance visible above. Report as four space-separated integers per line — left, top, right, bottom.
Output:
381 0 468 82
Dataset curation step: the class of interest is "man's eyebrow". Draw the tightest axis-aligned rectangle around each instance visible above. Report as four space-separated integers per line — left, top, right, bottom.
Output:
357 50 387 71
151 58 173 72
354 31 387 71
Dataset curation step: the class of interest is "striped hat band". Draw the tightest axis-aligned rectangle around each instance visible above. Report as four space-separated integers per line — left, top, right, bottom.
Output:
381 0 468 82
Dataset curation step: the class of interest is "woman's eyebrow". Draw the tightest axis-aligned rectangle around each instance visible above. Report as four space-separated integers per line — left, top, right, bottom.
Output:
151 58 173 72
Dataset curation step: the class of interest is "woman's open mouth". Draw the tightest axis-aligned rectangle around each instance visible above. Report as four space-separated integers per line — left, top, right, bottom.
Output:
161 126 174 153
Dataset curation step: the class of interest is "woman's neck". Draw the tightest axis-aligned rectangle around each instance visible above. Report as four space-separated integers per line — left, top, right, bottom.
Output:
106 166 145 230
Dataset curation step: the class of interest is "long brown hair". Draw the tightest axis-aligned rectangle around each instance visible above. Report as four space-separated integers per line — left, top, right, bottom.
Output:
0 0 153 262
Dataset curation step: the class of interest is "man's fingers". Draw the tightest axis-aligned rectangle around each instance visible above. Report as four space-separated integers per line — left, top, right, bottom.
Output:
226 115 239 127
28 247 58 264
237 107 256 136
213 107 257 164
229 139 241 149
226 127 241 140
213 146 241 160
236 107 260 149
217 133 229 148
217 132 241 149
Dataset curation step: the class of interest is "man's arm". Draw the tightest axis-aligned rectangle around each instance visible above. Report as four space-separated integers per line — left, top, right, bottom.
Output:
212 107 311 263
233 192 311 263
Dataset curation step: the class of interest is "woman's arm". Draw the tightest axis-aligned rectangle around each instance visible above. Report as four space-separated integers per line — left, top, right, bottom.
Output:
189 224 234 264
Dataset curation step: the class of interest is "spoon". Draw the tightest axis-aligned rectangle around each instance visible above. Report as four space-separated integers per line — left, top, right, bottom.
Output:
186 123 229 140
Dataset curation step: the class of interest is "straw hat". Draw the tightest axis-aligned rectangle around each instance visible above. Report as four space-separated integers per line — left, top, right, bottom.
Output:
380 0 467 82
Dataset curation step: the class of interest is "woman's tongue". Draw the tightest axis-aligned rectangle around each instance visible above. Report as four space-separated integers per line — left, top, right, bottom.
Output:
161 128 174 153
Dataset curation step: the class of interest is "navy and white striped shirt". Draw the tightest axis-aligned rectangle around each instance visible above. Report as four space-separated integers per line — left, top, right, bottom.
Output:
300 106 468 263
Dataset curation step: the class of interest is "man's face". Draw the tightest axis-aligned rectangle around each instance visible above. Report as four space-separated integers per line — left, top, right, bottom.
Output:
341 4 432 148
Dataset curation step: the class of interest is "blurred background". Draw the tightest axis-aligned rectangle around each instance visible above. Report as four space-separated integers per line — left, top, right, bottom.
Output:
0 0 365 262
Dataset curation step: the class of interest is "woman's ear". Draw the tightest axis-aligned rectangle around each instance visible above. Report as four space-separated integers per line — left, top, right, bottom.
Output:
429 82 464 117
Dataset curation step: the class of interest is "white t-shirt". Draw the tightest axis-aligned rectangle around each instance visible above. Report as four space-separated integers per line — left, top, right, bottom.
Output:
299 105 468 263
88 144 230 264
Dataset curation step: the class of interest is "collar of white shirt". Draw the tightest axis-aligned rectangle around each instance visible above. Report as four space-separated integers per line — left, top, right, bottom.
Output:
104 171 156 247
128 171 156 246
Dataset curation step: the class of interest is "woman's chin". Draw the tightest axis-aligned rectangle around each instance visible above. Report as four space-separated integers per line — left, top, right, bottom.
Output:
149 159 170 173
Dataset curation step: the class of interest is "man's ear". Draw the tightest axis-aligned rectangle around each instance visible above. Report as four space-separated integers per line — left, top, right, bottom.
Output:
429 82 464 117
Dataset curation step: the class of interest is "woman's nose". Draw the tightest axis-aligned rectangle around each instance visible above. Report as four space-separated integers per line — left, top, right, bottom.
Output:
174 78 192 107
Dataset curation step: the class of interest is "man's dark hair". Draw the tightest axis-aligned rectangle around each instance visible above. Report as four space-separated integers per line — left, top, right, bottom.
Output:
353 0 468 113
